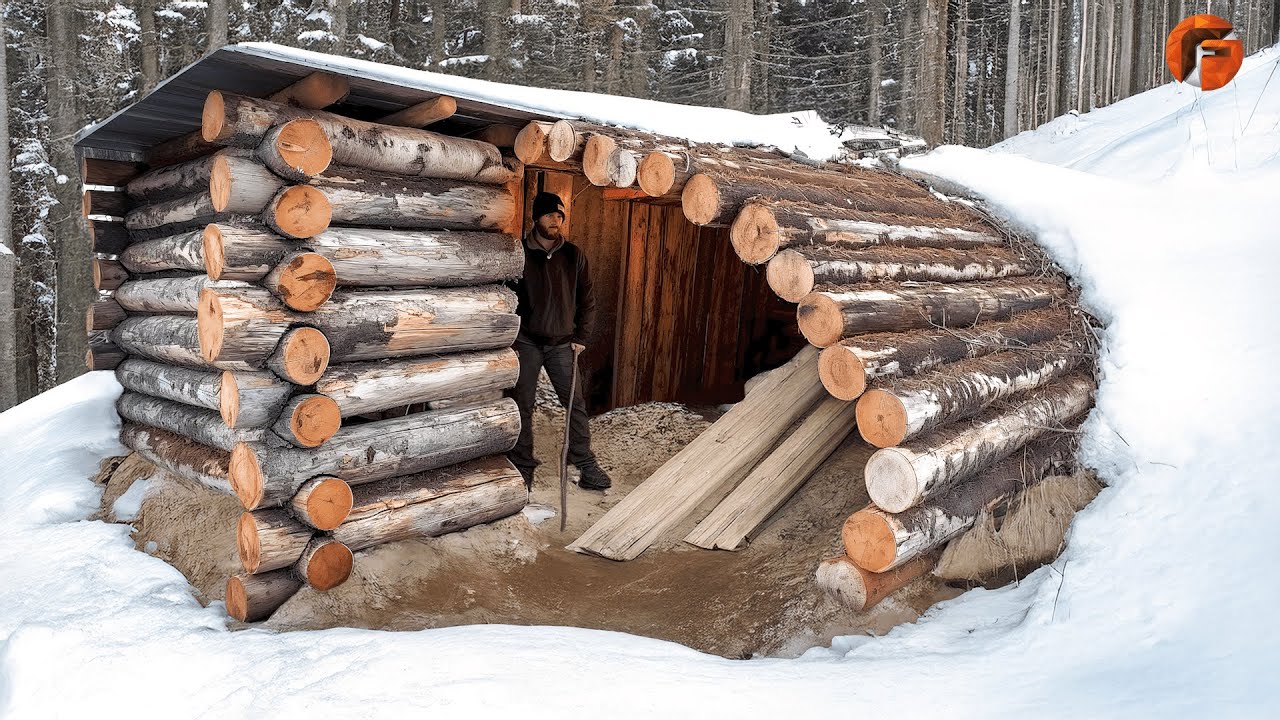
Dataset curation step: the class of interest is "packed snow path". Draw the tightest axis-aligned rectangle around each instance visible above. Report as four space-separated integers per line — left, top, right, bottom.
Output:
3 45 1279 718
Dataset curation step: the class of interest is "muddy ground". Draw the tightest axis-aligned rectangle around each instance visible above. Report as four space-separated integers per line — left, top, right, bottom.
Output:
100 392 961 659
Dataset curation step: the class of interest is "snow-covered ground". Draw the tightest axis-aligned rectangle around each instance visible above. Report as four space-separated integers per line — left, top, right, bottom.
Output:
5 46 1280 718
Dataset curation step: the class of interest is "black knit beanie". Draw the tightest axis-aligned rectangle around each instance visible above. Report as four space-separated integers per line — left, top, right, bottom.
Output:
532 191 565 221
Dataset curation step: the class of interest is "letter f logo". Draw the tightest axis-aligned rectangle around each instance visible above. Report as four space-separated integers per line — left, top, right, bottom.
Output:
1166 14 1244 92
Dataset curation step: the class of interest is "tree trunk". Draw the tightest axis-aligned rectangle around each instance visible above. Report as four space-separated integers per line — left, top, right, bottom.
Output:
843 435 1073 572
730 199 1000 265
570 346 827 561
218 369 295 428
296 228 520 290
119 229 207 274
952 0 970 144
685 395 859 550
313 165 517 232
289 476 353 530
117 391 269 451
261 186 332 240
817 306 1077 400
202 224 296 281
225 570 302 622
47 0 90 383
856 337 1088 447
0 250 13 409
919 0 948 145
114 275 239 314
513 121 555 165
814 553 937 612
257 119 335 181
228 398 521 509
607 148 638 188
1003 0 1023 138
723 0 754 111
126 150 305 213
378 95 457 128
867 0 884 124
797 279 1068 347
237 508 314 573
206 0 228 52
865 373 1094 512
202 92 519 184
125 184 331 241
119 422 234 495
316 348 519 417
331 455 527 551
266 327 331 385
197 285 519 366
294 536 353 590
139 0 160 92
765 245 1035 303
581 135 616 186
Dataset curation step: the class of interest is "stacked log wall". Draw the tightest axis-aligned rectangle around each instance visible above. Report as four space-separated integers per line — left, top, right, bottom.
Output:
88 76 531 623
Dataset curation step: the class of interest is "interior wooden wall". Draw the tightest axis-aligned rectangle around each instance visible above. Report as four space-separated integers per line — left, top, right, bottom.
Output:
522 169 805 414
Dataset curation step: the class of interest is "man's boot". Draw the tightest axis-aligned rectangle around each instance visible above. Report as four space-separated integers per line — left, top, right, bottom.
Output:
575 459 612 491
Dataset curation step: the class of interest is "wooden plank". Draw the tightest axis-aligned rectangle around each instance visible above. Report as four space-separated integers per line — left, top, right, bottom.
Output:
81 157 145 186
568 345 826 561
633 205 665 404
612 201 650 407
658 208 700 401
680 224 719 401
592 189 629 412
703 229 746 395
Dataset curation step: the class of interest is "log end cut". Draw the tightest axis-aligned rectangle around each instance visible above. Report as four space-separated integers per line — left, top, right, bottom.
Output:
681 173 721 226
285 395 342 448
513 122 548 164
267 185 332 239
815 554 935 612
197 287 226 363
796 292 845 348
237 511 265 573
729 203 782 264
637 151 676 197
202 224 228 280
299 539 353 591
225 571 303 623
546 120 580 162
219 371 241 427
765 249 815 303
269 252 337 312
817 345 868 401
292 476 353 530
270 327 331 385
230 442 266 509
270 118 333 177
841 511 898 573
202 90 228 143
864 448 922 514
855 389 909 448
582 135 617 187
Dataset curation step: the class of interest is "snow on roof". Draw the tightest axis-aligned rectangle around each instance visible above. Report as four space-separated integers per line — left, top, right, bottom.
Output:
238 43 851 159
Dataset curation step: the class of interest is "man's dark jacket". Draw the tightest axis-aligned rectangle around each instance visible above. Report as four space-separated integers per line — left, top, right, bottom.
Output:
508 233 596 346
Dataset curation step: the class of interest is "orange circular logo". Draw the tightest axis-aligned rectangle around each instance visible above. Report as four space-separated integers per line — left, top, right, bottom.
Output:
1165 14 1243 91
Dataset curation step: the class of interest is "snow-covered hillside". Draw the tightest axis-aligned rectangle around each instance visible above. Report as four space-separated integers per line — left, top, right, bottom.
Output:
3 47 1279 718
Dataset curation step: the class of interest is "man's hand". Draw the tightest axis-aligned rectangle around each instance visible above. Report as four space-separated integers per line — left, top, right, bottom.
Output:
571 342 586 356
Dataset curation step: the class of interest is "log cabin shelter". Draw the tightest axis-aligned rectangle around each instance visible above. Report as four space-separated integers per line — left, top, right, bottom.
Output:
75 42 919 414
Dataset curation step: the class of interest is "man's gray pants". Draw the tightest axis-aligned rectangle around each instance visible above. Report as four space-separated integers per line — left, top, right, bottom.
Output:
507 337 596 476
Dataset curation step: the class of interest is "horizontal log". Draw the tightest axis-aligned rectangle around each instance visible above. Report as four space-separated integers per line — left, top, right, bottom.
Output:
267 71 350 109
228 398 521 510
238 508 313 574
86 298 126 332
202 224 296 281
582 134 616 186
466 124 521 149
226 570 302 623
114 275 243 314
116 391 266 452
864 374 1094 513
86 332 125 370
204 92 519 184
608 148 638 187
93 258 129 290
815 553 937 612
124 184 330 241
290 476 353 531
116 358 222 415
730 199 1002 264
118 229 206 274
90 220 131 255
546 120 586 163
843 436 1073 572
331 455 527 552
125 149 267 206
317 348 519 417
271 394 342 448
313 165 517 232
796 279 1068 348
294 537 353 591
817 307 1078 400
218 369 294 428
145 131 218 169
261 185 332 239
198 285 519 366
267 327 331 385
83 187 130 217
303 227 523 288
81 157 146 186
378 95 457 127
856 337 1088 447
119 422 233 495
111 316 253 371
513 121 563 167
766 245 1036 303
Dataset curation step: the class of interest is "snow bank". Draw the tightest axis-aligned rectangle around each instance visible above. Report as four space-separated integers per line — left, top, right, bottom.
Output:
4 45 1280 718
